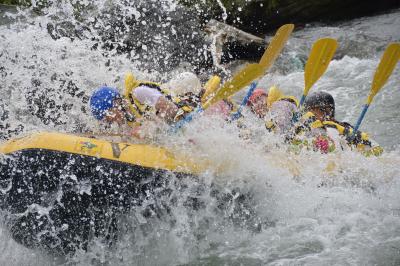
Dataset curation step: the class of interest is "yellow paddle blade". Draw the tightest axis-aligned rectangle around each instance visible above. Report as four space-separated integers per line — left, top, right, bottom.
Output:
203 64 264 109
267 85 284 108
367 42 400 104
203 24 294 110
259 24 294 71
124 72 139 97
304 38 338 95
201 75 221 104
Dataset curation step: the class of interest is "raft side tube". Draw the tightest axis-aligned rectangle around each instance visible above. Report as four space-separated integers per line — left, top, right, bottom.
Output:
0 132 205 174
0 147 198 255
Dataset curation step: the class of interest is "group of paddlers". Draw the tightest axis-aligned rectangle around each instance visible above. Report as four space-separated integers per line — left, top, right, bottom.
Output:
89 71 383 156
89 24 399 157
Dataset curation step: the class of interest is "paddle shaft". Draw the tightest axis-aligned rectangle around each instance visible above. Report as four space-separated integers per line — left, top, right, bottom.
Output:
351 43 400 138
352 104 369 134
291 94 308 123
170 106 204 132
173 81 257 129
298 94 307 107
230 82 258 121
171 24 294 131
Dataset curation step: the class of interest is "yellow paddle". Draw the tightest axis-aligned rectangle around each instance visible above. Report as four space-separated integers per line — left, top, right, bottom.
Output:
352 42 400 134
203 23 294 110
171 24 294 130
201 75 221 104
298 38 338 107
124 72 139 98
203 64 264 109
259 24 295 72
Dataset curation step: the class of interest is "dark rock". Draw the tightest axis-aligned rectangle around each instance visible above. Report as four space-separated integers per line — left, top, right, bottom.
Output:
39 0 270 74
181 0 400 34
41 0 215 73
204 19 267 64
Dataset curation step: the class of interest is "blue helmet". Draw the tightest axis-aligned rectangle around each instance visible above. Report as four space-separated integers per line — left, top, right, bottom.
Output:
90 86 121 120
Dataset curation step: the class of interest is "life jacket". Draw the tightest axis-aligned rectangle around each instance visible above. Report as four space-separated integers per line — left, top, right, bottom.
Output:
308 116 370 145
123 79 198 123
265 95 299 133
279 96 299 107
281 111 336 154
298 112 383 156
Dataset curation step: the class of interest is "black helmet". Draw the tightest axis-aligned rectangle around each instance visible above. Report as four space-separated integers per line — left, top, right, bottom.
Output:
304 91 335 118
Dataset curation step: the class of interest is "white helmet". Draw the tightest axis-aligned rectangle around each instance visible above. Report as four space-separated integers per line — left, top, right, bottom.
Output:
165 72 202 96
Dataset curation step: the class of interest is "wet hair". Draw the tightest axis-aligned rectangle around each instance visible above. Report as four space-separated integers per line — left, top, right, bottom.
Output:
304 91 335 118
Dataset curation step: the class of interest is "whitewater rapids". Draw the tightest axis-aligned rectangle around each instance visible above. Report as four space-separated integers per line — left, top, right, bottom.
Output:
0 2 400 265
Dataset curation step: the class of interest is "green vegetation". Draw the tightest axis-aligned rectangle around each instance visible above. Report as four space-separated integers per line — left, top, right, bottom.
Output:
0 0 31 6
0 0 93 20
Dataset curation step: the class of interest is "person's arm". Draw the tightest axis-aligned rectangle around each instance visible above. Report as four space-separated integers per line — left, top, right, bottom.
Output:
133 85 178 123
155 96 178 123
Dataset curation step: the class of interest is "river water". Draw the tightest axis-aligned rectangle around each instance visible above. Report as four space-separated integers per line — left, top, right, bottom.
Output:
0 1 400 265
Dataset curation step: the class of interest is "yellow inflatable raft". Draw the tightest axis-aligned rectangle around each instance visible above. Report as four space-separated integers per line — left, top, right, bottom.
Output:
0 132 205 255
